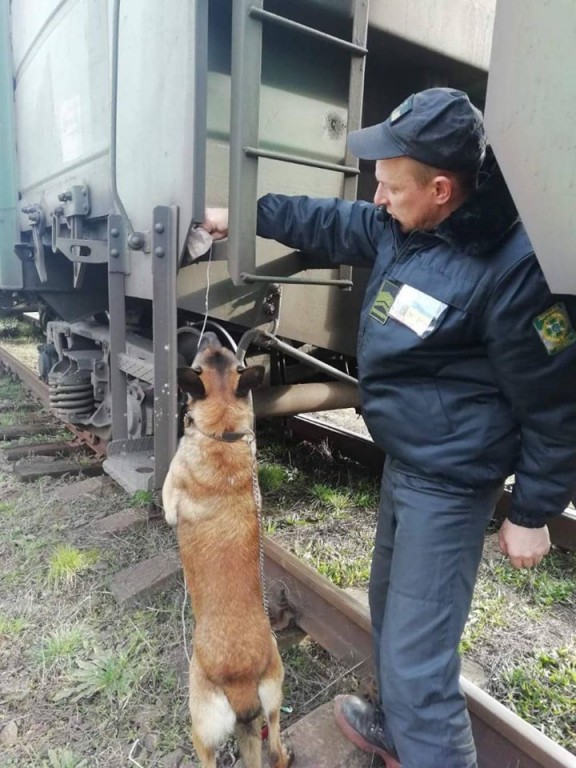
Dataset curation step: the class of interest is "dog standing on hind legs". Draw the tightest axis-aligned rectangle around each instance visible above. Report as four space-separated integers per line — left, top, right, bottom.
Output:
162 332 293 768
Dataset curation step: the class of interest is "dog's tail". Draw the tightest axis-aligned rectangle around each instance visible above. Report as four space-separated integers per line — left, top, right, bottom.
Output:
223 679 262 723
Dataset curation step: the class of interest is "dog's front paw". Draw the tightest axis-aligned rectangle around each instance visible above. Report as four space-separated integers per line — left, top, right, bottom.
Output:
163 505 178 527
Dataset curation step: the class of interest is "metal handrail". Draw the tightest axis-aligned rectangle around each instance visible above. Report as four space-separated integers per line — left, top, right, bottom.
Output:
248 6 368 55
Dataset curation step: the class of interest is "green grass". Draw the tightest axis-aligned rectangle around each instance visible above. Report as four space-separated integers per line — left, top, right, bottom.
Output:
496 646 576 751
311 483 352 512
131 489 154 506
0 315 43 340
0 376 23 401
41 748 88 768
298 540 372 588
259 462 292 493
47 545 99 586
0 500 17 516
491 550 576 606
0 613 27 637
53 641 147 707
35 626 88 669
459 587 509 653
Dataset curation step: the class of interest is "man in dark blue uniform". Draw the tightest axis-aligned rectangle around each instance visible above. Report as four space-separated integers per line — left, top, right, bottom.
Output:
202 88 576 768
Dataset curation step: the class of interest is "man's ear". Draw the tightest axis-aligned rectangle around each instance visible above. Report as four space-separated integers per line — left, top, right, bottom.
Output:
433 175 453 205
177 367 206 399
236 365 265 398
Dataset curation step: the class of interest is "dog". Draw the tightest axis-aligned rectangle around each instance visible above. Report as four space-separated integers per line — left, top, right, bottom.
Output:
162 332 293 768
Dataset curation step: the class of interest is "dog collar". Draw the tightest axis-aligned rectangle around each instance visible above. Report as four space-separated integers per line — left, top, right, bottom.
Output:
184 415 254 443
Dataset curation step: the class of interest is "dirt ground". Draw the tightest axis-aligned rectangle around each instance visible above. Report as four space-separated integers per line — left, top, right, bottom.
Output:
0 340 574 763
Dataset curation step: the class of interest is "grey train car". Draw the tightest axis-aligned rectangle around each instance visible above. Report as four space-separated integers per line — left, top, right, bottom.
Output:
0 0 573 492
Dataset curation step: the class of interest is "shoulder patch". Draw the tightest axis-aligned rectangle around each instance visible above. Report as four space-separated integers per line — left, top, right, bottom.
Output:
390 94 414 124
533 302 576 355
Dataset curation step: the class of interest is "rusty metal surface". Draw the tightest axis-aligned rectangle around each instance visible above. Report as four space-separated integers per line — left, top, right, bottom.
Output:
0 344 49 405
2 346 574 764
264 537 576 768
0 345 108 457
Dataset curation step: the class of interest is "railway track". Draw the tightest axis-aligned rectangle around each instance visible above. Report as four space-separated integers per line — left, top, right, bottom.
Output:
0 342 575 768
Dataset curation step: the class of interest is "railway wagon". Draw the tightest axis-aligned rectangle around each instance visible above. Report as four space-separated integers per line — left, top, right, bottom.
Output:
0 0 574 493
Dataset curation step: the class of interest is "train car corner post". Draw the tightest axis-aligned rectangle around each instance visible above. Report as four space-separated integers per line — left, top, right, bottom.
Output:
152 205 179 490
0 0 22 292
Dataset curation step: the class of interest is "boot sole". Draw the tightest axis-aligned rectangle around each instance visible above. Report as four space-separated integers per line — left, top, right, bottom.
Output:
333 696 402 768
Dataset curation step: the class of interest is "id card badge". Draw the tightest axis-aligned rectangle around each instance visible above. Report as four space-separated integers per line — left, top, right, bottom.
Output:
388 284 448 338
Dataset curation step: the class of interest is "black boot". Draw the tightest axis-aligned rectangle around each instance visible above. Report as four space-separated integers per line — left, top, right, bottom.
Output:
334 695 401 767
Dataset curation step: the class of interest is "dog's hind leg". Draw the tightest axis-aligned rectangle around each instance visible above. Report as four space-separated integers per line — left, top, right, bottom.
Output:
235 718 263 768
258 643 294 768
189 655 236 768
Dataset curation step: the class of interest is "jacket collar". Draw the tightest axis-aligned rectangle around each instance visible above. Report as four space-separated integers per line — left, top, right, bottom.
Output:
434 147 520 257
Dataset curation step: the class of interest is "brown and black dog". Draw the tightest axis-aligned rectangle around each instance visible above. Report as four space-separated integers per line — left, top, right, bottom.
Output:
162 332 293 768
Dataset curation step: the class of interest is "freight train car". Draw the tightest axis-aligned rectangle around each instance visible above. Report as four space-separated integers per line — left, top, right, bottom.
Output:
0 0 573 492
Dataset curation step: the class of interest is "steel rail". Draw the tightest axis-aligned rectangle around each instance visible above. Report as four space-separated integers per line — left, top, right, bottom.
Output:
263 537 576 768
2 345 574 764
288 415 576 553
0 344 49 405
0 345 108 456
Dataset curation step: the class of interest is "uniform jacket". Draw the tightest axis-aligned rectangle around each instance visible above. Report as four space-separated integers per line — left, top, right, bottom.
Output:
256 155 576 527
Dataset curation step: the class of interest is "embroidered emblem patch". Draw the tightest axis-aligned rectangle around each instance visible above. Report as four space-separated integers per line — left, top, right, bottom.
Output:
390 94 414 124
533 302 576 355
369 279 401 324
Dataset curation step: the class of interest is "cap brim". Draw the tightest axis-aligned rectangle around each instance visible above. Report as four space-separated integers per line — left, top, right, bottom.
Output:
347 120 406 161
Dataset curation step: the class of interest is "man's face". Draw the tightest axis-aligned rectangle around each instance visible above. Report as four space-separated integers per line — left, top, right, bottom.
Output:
373 157 439 232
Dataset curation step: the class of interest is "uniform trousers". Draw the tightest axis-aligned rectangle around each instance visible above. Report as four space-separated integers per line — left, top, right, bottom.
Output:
369 456 503 768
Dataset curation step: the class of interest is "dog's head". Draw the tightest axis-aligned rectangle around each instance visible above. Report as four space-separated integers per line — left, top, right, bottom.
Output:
177 333 265 427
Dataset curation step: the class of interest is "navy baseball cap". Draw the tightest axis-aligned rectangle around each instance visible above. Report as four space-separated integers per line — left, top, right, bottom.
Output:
348 88 486 173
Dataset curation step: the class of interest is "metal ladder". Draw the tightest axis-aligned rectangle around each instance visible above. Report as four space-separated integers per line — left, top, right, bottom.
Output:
227 0 369 288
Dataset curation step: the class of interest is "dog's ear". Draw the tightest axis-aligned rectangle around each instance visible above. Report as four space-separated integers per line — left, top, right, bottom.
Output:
177 367 206 399
235 365 265 397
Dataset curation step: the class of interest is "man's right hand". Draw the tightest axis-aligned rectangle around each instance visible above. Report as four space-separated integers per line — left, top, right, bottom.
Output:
202 208 229 241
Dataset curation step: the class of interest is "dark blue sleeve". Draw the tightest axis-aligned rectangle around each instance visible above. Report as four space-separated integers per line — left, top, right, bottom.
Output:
257 194 384 267
483 252 576 526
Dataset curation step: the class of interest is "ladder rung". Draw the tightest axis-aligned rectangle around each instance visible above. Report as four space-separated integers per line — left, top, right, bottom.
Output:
248 6 368 56
244 146 359 175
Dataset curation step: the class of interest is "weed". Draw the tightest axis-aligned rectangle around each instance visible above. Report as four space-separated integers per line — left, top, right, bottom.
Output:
459 589 508 653
0 501 16 515
131 490 154 506
350 481 379 509
263 517 279 535
0 614 27 637
41 747 88 768
35 626 87 669
0 316 42 340
495 646 576 751
47 545 99 586
298 540 371 588
259 463 291 493
53 642 146 706
311 483 352 512
491 551 576 606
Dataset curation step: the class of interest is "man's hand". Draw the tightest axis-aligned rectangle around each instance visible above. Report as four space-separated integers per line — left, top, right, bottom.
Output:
498 518 550 568
202 208 229 241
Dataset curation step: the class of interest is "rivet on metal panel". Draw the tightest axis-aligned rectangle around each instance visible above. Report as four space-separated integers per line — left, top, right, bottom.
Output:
110 249 120 258
154 223 165 234
110 228 120 238
154 247 165 258
128 233 144 250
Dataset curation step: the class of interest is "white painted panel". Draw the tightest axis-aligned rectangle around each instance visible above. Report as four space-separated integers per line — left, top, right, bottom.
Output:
14 0 110 204
114 0 197 246
485 0 576 293
369 0 496 70
10 0 67 73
